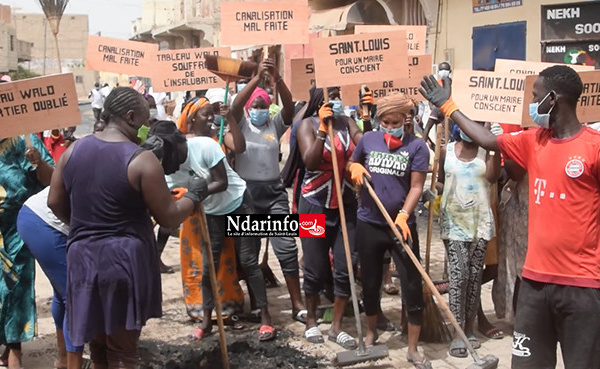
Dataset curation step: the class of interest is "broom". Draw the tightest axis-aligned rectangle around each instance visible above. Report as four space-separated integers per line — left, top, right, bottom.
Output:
363 178 499 369
418 120 452 343
323 94 389 367
204 55 257 144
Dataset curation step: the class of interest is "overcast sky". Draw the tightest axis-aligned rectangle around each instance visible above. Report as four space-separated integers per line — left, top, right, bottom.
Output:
5 0 142 39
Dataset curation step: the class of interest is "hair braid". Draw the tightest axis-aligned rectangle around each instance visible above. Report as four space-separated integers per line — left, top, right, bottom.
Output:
101 87 144 123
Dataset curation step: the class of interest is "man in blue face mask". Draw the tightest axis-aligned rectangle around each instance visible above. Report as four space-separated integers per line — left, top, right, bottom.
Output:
420 65 600 369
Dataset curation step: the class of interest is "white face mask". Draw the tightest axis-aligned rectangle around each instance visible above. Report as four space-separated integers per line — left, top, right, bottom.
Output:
438 70 451 79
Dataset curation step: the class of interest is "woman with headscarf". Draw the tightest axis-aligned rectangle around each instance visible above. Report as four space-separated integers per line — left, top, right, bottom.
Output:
296 87 362 349
48 87 207 369
172 97 247 325
0 134 53 369
347 93 431 369
230 58 307 322
170 96 276 341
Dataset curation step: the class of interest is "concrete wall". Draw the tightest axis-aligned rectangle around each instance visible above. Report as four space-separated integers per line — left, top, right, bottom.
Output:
0 21 18 73
15 13 88 74
433 0 584 69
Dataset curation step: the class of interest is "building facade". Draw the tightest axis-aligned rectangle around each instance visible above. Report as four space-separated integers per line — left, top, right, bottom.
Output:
15 12 98 98
0 5 31 74
434 0 599 70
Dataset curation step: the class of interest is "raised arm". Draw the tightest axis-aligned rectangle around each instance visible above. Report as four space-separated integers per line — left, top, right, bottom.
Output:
419 75 500 152
222 104 246 154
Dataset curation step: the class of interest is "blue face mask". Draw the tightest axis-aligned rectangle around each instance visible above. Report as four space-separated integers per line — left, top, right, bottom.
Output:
379 125 404 138
331 99 344 116
528 91 555 129
459 129 472 143
248 109 269 126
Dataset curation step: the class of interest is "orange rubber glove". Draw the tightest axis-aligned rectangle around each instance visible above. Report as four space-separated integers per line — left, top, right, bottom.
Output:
360 90 374 106
171 187 188 201
318 103 333 134
394 211 411 240
349 162 370 186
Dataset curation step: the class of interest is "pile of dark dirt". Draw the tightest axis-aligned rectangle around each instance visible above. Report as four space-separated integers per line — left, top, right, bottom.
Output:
138 329 326 369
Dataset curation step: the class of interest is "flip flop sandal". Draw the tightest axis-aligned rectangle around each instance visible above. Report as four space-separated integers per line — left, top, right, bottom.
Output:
304 326 324 344
383 283 399 295
258 325 276 342
55 360 67 369
481 327 504 340
293 309 308 324
449 338 468 358
188 327 211 341
467 334 481 349
328 331 357 350
407 354 433 369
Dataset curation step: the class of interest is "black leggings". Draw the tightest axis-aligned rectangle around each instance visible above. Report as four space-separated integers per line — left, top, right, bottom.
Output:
356 220 424 325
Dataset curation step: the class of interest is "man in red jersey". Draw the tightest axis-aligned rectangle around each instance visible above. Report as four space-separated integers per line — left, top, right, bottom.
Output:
419 65 600 369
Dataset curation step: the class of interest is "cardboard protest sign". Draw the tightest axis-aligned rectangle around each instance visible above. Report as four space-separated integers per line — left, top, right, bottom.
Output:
342 54 432 106
451 70 527 125
86 35 158 77
290 58 315 101
311 31 408 88
521 71 600 127
151 47 230 92
0 74 80 139
494 59 594 75
220 0 309 46
354 25 427 56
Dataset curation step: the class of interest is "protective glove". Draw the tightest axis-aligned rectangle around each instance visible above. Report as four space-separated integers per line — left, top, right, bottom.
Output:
183 176 209 203
318 102 334 134
419 75 451 107
171 187 188 201
360 89 374 106
490 123 504 136
421 188 437 204
349 162 370 186
419 75 459 117
394 211 411 240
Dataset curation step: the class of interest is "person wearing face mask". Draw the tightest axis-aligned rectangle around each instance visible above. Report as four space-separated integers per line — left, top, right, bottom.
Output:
437 61 452 81
229 58 308 323
171 96 276 341
48 87 207 369
433 121 502 357
296 87 363 349
347 93 431 369
420 65 600 369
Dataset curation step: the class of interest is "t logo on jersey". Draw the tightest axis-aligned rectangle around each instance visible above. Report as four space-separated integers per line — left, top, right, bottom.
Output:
533 178 547 205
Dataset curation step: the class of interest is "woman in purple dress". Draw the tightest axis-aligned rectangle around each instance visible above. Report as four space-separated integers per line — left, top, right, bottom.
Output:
48 87 207 369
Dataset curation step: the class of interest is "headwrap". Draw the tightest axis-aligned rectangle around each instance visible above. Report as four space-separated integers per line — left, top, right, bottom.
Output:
177 97 210 134
145 120 187 175
205 88 232 106
376 92 415 118
244 87 271 112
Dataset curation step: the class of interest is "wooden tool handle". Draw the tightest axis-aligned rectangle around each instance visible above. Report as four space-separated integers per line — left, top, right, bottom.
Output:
363 179 483 362
197 204 230 369
425 126 443 274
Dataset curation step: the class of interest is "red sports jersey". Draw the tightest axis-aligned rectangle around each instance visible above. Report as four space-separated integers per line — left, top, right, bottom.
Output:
498 127 600 288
